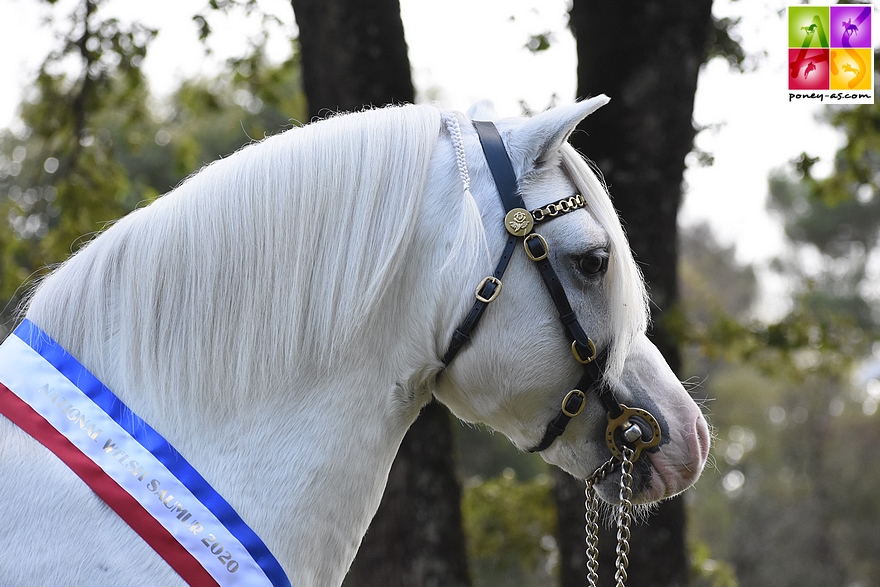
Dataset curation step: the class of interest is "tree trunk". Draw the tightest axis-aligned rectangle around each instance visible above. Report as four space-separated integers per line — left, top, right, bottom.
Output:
290 1 471 585
561 1 715 585
291 0 414 120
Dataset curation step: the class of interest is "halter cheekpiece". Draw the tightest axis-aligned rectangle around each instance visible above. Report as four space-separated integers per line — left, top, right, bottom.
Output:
441 119 662 460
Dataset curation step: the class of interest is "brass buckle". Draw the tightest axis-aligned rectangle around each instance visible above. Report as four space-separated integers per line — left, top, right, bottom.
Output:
572 339 597 364
523 233 548 261
475 276 502 303
561 389 587 417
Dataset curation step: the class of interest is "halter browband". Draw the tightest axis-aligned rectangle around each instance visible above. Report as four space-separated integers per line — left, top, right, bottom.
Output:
442 120 634 454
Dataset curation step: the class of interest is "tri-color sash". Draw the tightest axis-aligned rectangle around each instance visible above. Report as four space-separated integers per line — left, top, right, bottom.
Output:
0 319 291 587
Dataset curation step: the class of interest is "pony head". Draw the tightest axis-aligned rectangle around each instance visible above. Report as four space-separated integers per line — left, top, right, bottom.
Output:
433 98 710 504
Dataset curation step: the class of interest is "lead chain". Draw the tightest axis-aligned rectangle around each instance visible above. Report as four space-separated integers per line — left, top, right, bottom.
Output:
615 447 635 587
585 479 601 587
584 447 635 587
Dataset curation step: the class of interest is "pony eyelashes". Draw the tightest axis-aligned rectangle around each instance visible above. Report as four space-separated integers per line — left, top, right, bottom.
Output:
442 113 472 197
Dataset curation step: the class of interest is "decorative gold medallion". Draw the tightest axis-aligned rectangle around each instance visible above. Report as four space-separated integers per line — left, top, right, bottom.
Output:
504 208 534 237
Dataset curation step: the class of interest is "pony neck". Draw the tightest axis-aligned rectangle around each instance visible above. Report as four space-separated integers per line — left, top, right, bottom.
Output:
20 104 487 585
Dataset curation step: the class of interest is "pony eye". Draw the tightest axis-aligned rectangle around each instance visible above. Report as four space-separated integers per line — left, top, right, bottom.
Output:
577 251 608 276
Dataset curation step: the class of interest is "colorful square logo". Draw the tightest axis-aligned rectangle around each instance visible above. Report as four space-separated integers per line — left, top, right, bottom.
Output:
787 4 874 104
831 5 872 49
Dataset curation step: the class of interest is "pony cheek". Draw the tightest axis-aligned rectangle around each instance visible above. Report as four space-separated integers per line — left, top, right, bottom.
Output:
434 330 578 437
431 360 515 428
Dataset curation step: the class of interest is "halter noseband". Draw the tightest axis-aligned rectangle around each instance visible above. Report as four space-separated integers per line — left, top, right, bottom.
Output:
441 120 661 460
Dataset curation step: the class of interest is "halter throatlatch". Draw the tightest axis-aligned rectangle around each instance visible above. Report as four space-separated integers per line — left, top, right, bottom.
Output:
440 119 661 460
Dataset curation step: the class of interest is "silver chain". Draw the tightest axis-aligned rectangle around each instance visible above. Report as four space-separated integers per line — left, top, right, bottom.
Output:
615 447 635 587
584 447 635 587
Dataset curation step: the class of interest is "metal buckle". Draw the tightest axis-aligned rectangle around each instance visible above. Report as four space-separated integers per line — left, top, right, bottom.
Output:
572 339 597 364
523 233 548 261
561 389 587 417
475 276 502 303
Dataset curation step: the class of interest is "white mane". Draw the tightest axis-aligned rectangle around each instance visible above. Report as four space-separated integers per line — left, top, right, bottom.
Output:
25 102 646 423
25 104 466 418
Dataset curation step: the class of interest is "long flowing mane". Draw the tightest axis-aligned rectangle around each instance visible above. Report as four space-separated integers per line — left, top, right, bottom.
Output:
24 104 447 421
25 105 647 406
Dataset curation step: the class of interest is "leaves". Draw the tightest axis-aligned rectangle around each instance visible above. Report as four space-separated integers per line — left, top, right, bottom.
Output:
462 470 558 585
0 0 305 325
681 94 880 585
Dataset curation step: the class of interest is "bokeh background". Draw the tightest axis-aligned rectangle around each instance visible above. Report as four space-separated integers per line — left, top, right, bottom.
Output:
0 1 878 586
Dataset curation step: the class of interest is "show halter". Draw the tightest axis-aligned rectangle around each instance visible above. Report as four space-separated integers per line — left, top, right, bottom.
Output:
441 117 664 586
441 118 661 459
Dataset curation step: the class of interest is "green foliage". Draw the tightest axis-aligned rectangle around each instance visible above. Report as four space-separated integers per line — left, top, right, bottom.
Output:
679 222 757 322
771 100 880 262
193 0 265 43
525 32 553 53
0 0 154 316
705 16 751 72
455 423 549 481
462 469 558 587
690 539 739 587
680 92 880 585
770 169 880 260
0 0 305 328
679 289 872 383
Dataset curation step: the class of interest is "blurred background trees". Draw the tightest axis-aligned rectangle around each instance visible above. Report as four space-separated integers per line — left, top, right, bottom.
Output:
561 2 715 584
683 93 880 587
1 1 879 587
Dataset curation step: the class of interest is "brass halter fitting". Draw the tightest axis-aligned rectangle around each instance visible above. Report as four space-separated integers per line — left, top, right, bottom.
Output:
474 276 502 303
504 208 534 237
572 339 597 364
523 233 549 261
561 389 588 418
605 404 662 462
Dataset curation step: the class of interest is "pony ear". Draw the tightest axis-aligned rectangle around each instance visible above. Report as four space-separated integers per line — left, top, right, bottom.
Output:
506 95 610 165
467 100 501 121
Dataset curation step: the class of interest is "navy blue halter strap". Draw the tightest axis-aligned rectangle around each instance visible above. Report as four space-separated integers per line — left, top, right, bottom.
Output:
441 120 625 454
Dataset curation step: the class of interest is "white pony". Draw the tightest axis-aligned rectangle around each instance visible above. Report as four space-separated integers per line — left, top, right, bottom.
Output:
0 98 709 586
